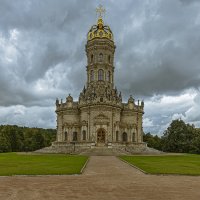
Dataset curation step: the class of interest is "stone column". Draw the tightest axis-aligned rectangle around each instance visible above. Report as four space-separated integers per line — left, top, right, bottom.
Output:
57 113 63 142
87 108 90 141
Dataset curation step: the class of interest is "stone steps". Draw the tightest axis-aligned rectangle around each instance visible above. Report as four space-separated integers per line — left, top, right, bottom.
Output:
79 146 130 156
35 144 162 155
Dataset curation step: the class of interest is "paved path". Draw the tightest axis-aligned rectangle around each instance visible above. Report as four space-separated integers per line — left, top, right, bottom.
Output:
0 156 200 200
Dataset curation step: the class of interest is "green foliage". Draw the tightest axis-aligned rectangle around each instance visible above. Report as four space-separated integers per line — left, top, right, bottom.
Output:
0 125 56 152
120 154 200 175
143 132 162 150
0 153 88 176
0 131 11 152
162 119 200 153
144 120 200 154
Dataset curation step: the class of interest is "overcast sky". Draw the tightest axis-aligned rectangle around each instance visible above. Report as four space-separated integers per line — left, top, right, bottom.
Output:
0 0 200 135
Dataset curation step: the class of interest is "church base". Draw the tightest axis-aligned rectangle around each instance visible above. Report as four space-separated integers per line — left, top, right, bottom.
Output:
35 141 162 155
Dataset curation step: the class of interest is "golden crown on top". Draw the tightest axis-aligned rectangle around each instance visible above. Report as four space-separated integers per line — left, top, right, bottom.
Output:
87 5 113 41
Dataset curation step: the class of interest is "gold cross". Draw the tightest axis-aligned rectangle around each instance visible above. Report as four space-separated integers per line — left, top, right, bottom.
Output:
96 5 106 18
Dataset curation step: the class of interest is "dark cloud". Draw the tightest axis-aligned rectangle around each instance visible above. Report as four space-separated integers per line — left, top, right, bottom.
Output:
0 0 200 132
114 0 200 97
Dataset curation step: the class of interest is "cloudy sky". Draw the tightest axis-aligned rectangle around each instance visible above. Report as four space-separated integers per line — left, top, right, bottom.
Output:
0 0 200 135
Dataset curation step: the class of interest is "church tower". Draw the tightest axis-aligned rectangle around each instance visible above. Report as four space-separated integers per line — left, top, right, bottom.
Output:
86 16 115 89
79 6 121 106
53 5 146 153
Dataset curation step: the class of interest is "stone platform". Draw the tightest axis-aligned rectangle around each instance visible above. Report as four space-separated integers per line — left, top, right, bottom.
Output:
79 146 131 156
35 142 162 155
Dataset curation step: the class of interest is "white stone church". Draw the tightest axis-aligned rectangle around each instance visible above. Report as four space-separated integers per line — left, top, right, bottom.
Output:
40 7 148 154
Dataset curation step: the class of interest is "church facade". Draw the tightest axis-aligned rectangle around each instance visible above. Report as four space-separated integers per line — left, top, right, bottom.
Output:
54 11 145 150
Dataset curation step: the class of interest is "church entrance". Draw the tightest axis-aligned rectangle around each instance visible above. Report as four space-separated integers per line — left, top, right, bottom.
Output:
97 128 106 144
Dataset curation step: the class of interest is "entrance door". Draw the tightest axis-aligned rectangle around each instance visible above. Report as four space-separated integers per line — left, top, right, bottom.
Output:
97 128 106 143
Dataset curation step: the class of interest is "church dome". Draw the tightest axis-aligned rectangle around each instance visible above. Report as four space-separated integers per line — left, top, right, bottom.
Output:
87 17 113 41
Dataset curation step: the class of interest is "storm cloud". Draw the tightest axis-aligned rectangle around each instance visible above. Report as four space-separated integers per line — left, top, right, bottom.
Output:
0 0 199 134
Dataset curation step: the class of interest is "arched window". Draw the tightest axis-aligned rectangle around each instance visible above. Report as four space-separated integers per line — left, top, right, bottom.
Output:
122 132 127 142
90 70 94 81
116 131 119 141
132 132 136 142
73 132 78 141
98 69 104 81
108 55 111 63
82 130 86 140
64 131 67 141
106 71 111 82
99 53 103 62
91 54 93 63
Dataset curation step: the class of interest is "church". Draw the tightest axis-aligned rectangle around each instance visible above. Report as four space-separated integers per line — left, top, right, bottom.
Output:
50 6 146 153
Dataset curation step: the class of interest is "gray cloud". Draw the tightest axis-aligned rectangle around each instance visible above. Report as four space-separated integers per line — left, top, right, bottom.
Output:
114 0 200 97
0 105 55 128
0 0 200 132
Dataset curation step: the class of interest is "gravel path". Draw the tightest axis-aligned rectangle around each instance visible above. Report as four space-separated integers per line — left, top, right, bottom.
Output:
0 156 200 200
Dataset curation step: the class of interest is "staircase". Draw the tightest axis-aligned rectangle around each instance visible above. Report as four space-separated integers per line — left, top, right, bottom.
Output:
79 146 130 156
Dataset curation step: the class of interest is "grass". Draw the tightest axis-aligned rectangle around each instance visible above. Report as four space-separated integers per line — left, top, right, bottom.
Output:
120 154 200 175
0 152 88 176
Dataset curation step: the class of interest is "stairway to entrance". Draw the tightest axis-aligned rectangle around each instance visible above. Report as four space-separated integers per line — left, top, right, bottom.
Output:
79 146 130 156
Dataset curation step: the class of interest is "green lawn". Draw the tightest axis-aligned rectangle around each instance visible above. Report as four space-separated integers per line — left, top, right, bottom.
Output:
0 153 88 176
120 154 200 175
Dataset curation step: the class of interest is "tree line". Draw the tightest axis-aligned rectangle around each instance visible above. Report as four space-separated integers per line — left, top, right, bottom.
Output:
0 119 200 153
0 125 56 152
144 119 200 154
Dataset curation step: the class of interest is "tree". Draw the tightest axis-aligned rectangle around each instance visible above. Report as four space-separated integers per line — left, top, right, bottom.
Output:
0 125 56 152
161 119 199 153
0 131 11 152
143 132 162 150
6 126 24 152
31 130 45 150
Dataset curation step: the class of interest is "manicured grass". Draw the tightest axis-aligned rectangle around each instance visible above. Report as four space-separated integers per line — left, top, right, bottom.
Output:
0 153 88 176
120 154 200 175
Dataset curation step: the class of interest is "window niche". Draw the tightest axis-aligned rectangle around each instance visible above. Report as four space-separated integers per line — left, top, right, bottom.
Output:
90 70 94 81
98 53 103 62
73 132 78 141
116 131 119 141
107 71 111 82
108 55 111 63
82 130 86 141
132 132 136 142
98 69 104 81
64 131 68 141
90 54 94 63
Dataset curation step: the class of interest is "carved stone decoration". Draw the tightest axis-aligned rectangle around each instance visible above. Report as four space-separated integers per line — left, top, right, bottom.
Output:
94 113 110 125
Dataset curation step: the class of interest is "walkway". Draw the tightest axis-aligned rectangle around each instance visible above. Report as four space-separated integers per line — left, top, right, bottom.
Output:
0 156 200 200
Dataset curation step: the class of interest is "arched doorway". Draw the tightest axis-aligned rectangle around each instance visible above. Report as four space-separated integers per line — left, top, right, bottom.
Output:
97 128 106 144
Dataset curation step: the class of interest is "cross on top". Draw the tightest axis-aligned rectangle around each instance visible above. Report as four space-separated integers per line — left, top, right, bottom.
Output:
96 5 106 18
